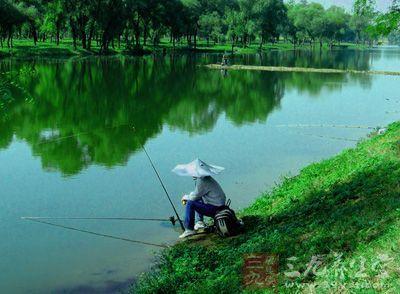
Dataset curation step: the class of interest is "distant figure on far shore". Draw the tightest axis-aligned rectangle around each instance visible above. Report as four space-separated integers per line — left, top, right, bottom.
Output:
221 54 229 66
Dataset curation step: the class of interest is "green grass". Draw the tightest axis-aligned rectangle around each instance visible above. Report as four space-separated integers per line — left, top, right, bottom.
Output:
0 39 94 58
0 38 367 59
133 122 400 293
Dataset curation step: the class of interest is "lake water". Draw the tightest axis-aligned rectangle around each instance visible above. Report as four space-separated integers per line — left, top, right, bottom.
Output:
1 47 400 293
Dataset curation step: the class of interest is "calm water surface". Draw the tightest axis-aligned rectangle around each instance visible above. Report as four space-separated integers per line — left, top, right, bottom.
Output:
1 48 400 293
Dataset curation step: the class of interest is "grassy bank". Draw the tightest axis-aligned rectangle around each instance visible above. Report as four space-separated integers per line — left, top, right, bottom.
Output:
134 122 400 293
0 39 366 59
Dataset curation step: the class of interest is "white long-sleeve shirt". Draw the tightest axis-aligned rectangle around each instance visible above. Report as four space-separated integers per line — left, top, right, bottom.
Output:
189 176 226 206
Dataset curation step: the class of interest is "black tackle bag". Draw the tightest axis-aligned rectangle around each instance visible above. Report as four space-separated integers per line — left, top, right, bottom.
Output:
214 200 242 237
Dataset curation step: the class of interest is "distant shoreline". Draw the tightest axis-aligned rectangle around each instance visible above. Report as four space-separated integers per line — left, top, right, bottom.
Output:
0 39 369 59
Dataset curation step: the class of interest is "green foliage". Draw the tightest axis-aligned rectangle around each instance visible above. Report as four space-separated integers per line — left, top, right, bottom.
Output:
371 0 399 37
0 0 385 53
255 0 287 44
285 2 357 48
324 6 351 44
388 30 400 45
198 12 223 45
134 122 400 293
0 0 27 45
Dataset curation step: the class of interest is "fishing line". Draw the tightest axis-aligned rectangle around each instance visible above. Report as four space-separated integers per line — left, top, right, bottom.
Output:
35 123 132 146
385 98 400 103
23 217 168 248
275 124 375 130
36 133 90 145
25 124 186 231
21 216 177 225
296 132 359 142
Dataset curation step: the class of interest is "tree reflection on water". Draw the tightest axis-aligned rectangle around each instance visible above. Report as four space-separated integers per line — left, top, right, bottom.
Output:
0 52 373 175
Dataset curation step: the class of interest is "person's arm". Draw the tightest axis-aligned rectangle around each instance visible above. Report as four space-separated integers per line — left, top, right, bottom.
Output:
188 180 208 201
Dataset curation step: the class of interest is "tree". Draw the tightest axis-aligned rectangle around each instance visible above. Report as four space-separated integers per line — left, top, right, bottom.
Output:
0 0 26 47
289 2 325 46
226 8 241 52
63 0 96 49
255 0 287 48
285 2 302 48
374 0 400 36
19 0 44 45
0 0 378 53
388 30 400 45
95 0 126 52
236 0 258 47
351 0 377 44
41 0 65 45
199 12 223 46
161 0 186 48
323 6 350 48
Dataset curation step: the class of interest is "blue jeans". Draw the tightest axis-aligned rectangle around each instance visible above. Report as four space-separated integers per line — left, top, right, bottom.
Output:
184 199 221 230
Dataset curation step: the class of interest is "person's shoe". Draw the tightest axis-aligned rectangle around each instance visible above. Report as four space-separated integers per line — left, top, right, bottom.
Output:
194 221 206 231
179 229 196 239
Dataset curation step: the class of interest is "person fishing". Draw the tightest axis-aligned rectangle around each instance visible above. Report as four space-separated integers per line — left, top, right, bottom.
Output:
172 159 226 239
221 53 229 66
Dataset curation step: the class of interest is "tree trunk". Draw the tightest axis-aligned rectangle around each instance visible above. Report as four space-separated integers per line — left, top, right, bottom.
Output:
81 30 87 49
70 17 78 50
7 28 12 48
87 23 95 50
101 31 109 53
56 28 60 46
135 29 140 48
124 31 129 48
78 15 88 49
31 24 38 46
143 24 148 46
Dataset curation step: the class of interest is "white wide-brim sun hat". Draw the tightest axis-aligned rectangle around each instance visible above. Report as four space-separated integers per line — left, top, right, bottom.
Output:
172 158 224 178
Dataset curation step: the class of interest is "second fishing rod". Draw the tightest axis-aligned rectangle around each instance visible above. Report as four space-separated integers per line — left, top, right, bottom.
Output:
34 123 185 231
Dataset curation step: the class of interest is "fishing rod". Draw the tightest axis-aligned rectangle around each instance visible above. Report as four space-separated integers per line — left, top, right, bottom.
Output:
31 124 186 230
23 217 168 248
21 216 177 225
142 145 185 231
136 131 185 231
